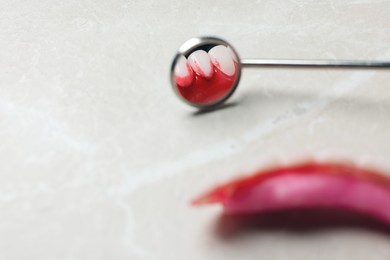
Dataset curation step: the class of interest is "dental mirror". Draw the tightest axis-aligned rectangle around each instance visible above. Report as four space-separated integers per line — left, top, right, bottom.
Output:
171 36 390 110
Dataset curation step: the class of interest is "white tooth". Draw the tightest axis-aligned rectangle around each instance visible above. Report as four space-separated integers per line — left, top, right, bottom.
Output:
174 55 193 87
174 55 191 77
209 45 235 76
188 50 213 78
227 46 238 63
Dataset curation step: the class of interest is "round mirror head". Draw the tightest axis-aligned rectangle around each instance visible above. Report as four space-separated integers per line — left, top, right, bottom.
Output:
170 37 241 109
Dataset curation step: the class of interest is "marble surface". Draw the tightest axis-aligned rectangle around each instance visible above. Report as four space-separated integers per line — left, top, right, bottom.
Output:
2 0 390 259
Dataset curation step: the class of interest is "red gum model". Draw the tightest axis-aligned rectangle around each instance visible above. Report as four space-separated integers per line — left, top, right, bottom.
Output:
176 63 239 105
193 162 390 225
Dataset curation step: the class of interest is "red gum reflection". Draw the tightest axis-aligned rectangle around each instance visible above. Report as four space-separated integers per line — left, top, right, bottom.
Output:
192 162 390 225
175 63 239 105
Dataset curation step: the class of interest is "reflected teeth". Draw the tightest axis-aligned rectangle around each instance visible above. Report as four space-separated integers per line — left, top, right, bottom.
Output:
174 55 193 87
209 45 236 76
227 46 238 63
175 45 238 86
188 50 214 79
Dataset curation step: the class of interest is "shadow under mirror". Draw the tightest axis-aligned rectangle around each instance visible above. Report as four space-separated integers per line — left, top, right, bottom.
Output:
192 102 239 117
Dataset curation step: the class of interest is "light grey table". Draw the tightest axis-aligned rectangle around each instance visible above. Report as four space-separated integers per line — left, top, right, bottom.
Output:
1 0 390 259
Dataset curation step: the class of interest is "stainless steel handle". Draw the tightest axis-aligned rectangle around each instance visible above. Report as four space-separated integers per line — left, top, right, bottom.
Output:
240 59 390 69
